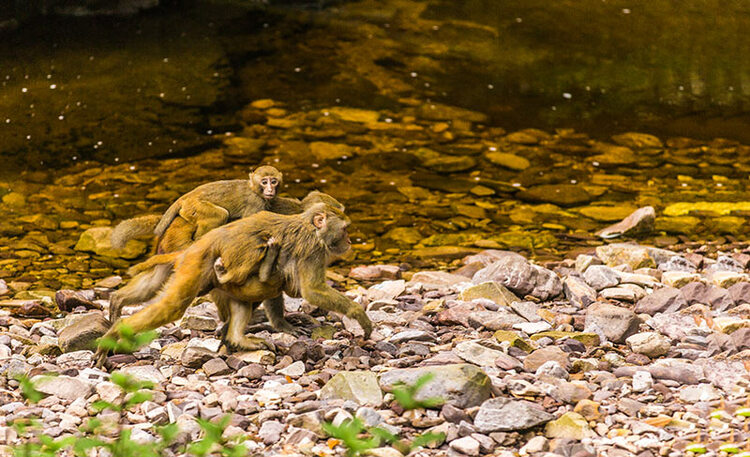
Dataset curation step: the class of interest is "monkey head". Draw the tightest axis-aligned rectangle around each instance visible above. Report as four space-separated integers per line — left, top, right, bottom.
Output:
307 203 352 257
250 165 283 201
302 190 345 212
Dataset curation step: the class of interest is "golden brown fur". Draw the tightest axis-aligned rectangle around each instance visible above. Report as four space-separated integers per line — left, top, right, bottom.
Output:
95 204 371 367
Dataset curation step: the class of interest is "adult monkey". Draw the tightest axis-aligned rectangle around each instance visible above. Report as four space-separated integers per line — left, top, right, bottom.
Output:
94 203 372 367
108 190 345 325
111 165 291 253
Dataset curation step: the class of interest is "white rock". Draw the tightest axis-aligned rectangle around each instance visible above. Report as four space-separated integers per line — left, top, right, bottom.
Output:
450 436 480 456
632 371 653 393
512 321 552 334
278 361 306 378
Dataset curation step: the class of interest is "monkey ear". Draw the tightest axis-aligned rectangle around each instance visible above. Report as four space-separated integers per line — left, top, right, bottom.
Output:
312 212 327 230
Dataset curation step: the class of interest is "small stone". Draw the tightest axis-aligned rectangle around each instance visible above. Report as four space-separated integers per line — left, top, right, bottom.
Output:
600 286 637 302
536 361 569 380
544 412 593 440
661 271 701 288
632 371 654 393
582 265 620 290
259 420 285 445
120 365 166 384
349 265 402 281
459 282 520 306
55 290 101 312
278 361 305 378
95 381 125 404
573 400 601 421
626 332 671 358
520 435 549 454
512 321 551 334
410 271 471 289
474 398 554 433
679 384 722 402
485 152 530 171
203 358 232 377
634 287 687 315
367 280 407 301
524 346 570 372
563 275 597 308
454 341 507 367
450 436 480 456
58 313 109 353
379 364 491 409
33 375 93 401
181 347 215 368
596 206 655 239
585 302 639 343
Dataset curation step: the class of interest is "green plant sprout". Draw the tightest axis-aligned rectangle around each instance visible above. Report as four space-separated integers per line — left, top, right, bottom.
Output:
323 374 446 457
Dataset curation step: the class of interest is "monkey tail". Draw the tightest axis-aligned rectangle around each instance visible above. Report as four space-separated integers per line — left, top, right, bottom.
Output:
127 252 181 277
154 201 181 237
110 215 162 249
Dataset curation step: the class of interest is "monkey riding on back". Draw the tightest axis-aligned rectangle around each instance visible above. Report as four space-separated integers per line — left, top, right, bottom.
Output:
94 202 372 368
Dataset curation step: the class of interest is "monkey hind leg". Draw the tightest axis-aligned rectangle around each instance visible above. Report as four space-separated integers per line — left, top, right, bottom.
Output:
109 263 173 323
223 299 275 352
157 217 196 254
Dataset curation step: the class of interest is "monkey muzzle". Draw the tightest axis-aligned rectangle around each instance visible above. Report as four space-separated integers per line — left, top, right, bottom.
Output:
262 187 276 199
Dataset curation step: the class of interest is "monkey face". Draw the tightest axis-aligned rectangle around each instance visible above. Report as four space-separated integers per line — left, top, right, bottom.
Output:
250 165 283 200
259 176 279 200
312 208 352 257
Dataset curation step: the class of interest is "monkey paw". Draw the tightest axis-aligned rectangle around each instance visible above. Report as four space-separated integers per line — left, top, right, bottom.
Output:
93 348 109 369
266 236 279 248
347 308 373 339
271 319 309 337
225 336 276 353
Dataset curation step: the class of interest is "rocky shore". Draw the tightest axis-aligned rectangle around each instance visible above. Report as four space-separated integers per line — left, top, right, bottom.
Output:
0 242 748 456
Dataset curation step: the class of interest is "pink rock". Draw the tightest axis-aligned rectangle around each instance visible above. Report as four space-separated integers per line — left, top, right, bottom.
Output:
349 265 401 281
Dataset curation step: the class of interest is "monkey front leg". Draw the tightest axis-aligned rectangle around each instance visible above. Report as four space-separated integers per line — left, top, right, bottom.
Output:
299 273 372 338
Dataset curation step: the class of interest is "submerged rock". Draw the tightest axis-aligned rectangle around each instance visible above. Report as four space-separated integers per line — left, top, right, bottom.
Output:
596 206 655 239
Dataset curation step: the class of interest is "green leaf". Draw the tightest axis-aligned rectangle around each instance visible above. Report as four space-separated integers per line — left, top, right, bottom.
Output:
369 427 398 444
410 432 446 450
91 400 119 413
15 375 46 404
125 391 153 408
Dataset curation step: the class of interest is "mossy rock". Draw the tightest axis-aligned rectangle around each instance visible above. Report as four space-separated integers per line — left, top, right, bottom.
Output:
529 331 600 347
663 202 750 217
421 233 483 247
655 216 701 235
75 227 147 260
485 152 530 171
494 330 534 352
490 231 558 249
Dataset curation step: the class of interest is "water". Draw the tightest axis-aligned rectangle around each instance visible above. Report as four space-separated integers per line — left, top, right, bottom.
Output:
0 0 749 291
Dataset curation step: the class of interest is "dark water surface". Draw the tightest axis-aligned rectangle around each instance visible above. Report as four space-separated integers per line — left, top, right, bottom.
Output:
1 0 750 291
1 0 749 171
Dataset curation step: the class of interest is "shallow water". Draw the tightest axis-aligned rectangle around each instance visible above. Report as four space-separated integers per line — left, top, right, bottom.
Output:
0 0 749 294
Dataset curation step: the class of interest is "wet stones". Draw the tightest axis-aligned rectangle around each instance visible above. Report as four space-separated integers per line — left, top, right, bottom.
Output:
485 152 530 171
596 206 655 239
517 184 593 207
75 227 147 260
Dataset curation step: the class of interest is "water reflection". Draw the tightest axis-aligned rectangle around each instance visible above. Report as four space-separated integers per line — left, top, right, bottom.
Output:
422 0 750 141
